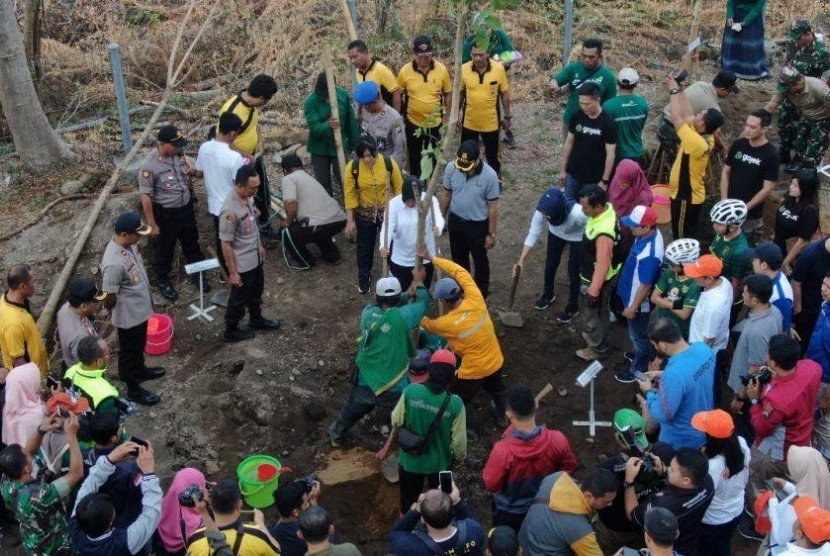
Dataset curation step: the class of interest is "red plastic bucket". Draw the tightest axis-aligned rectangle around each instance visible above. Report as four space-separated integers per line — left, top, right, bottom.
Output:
145 313 173 355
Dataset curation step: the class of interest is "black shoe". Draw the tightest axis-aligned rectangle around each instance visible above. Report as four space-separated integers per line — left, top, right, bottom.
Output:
192 277 212 294
785 161 802 174
358 277 371 294
135 367 165 382
556 307 580 323
249 318 281 331
534 293 556 311
157 281 178 301
224 328 255 342
127 387 160 406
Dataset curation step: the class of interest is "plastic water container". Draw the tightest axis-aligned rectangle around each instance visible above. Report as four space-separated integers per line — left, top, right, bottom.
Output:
145 313 173 356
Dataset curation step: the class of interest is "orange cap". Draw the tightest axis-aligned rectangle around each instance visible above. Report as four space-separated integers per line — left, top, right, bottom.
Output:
691 409 735 439
794 496 830 544
683 254 723 279
46 392 90 415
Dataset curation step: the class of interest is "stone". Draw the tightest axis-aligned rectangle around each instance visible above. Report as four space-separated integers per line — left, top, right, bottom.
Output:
205 460 220 475
291 368 301 376
255 369 264 376
277 277 285 285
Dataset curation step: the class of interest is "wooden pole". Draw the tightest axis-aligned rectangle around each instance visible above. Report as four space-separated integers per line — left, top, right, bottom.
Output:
685 0 702 76
382 175 391 276
322 44 348 189
339 0 358 41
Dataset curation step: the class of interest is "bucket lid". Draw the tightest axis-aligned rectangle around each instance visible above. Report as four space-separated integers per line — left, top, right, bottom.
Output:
257 463 279 482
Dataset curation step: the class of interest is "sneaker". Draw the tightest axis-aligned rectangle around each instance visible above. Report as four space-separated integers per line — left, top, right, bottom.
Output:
358 277 371 294
738 517 764 542
534 293 556 311
575 347 607 361
157 281 178 301
623 351 635 363
614 371 637 384
223 328 255 343
556 307 580 323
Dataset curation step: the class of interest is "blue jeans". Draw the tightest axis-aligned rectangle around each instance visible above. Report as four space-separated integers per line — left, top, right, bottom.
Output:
329 383 402 443
544 232 581 311
565 174 591 200
628 311 653 373
356 214 383 282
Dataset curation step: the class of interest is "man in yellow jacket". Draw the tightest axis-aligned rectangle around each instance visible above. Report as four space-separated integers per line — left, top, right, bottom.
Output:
420 253 507 426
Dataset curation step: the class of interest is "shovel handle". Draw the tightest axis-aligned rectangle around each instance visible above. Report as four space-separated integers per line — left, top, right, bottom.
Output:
535 383 554 403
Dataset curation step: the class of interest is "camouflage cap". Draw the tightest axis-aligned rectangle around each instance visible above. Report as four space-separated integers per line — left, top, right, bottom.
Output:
777 66 802 92
789 19 811 40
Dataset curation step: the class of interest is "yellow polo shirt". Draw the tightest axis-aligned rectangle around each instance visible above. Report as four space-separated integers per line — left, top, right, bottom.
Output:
219 95 260 155
0 294 49 376
343 156 403 211
397 60 452 127
461 60 508 132
357 60 399 98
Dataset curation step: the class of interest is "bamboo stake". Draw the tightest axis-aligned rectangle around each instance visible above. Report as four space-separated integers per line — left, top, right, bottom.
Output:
685 0 702 76
339 0 358 41
36 0 221 336
381 175 391 276
322 44 348 189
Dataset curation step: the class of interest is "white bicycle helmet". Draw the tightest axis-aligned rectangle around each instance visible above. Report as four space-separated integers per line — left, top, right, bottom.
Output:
710 198 748 226
664 238 701 265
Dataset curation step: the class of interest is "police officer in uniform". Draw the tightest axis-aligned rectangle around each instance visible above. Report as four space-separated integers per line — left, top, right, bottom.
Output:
101 213 165 405
139 125 207 301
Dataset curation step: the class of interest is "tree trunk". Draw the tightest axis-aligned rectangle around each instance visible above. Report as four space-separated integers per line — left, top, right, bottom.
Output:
0 0 75 173
23 0 41 80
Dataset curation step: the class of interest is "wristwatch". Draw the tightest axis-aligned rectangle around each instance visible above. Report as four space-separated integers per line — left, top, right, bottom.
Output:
623 481 635 489
488 232 497 239
669 88 681 95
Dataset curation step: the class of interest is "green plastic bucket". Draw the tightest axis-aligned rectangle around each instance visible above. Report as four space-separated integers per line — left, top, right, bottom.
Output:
236 455 281 508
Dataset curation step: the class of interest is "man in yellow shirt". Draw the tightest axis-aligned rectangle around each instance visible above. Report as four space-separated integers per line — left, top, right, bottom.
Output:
397 36 452 179
343 135 404 294
0 264 49 375
347 39 402 112
666 75 723 240
461 44 511 177
420 254 508 427
219 75 279 236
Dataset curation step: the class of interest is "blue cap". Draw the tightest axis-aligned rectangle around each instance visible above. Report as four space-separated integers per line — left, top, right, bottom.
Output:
433 277 461 301
746 241 784 267
354 81 380 104
536 187 567 226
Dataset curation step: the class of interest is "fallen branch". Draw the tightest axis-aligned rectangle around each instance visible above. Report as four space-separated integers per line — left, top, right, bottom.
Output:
139 99 188 116
0 193 90 242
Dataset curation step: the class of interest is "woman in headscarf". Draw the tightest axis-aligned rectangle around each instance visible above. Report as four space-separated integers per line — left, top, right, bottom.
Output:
2 363 45 446
608 159 654 252
516 187 587 322
158 467 207 555
380 176 443 291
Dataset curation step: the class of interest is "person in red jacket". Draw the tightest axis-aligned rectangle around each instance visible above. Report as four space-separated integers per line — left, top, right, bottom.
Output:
482 386 578 532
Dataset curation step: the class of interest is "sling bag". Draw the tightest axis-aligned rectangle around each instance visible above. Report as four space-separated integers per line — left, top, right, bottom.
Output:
397 392 451 455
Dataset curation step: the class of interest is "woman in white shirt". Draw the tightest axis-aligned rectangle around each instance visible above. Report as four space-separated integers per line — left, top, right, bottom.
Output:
692 409 751 556
380 176 444 291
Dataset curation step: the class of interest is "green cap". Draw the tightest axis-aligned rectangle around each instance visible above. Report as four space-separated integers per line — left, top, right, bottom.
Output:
789 19 811 40
613 408 647 447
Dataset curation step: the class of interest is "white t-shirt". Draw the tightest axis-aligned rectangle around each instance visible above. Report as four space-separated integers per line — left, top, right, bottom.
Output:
702 435 751 525
689 278 733 352
379 193 444 267
195 139 246 216
523 203 587 246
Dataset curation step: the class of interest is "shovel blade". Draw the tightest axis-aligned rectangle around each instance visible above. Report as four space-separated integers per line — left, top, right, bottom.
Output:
498 310 524 328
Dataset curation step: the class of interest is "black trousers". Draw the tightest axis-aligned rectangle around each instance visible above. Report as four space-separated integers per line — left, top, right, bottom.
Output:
389 260 434 292
447 212 490 298
212 215 227 273
451 368 507 415
398 467 440 514
152 202 204 282
225 264 264 330
117 321 148 391
461 127 501 176
253 155 271 225
310 154 342 198
285 220 346 264
670 198 703 240
356 214 383 282
405 121 441 180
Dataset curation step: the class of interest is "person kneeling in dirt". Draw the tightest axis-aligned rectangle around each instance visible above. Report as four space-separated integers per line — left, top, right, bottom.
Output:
419 253 507 428
328 269 431 447
64 336 122 414
389 479 486 556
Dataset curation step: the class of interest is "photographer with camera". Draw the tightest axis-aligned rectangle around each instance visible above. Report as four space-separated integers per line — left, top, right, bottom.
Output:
157 468 207 555
596 409 676 554
624 448 714 556
70 440 161 555
185 479 280 556
268 475 322 556
743 335 821 515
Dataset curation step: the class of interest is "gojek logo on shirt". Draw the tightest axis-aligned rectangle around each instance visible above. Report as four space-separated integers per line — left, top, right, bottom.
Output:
734 151 762 166
576 124 602 136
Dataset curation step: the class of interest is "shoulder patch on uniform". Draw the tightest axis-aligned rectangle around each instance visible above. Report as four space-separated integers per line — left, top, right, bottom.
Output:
142 170 150 178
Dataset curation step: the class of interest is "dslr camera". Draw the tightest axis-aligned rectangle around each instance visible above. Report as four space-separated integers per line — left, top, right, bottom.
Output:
294 474 317 494
178 484 204 507
618 426 656 474
739 367 773 388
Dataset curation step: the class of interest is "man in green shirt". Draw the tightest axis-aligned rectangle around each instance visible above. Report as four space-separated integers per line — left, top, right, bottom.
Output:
549 38 617 140
709 198 751 326
649 238 702 340
387 349 466 514
602 68 650 165
328 270 431 447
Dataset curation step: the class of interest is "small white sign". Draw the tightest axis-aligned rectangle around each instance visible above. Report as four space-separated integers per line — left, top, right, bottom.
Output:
575 360 603 388
185 258 220 275
687 37 701 52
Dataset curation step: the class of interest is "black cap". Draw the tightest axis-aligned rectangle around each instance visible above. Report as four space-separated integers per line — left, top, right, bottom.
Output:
402 175 420 202
455 139 479 172
712 70 740 93
114 212 152 235
413 35 433 53
280 154 303 169
157 125 188 148
67 278 106 306
746 241 784 267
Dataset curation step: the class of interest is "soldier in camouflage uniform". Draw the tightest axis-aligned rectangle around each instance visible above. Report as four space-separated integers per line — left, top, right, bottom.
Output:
778 19 830 169
766 66 830 171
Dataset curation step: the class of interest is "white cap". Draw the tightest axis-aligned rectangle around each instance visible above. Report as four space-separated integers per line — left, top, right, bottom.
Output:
376 276 402 297
618 67 639 86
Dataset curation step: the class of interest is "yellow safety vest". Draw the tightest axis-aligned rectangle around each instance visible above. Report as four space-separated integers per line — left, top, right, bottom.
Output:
64 363 120 409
